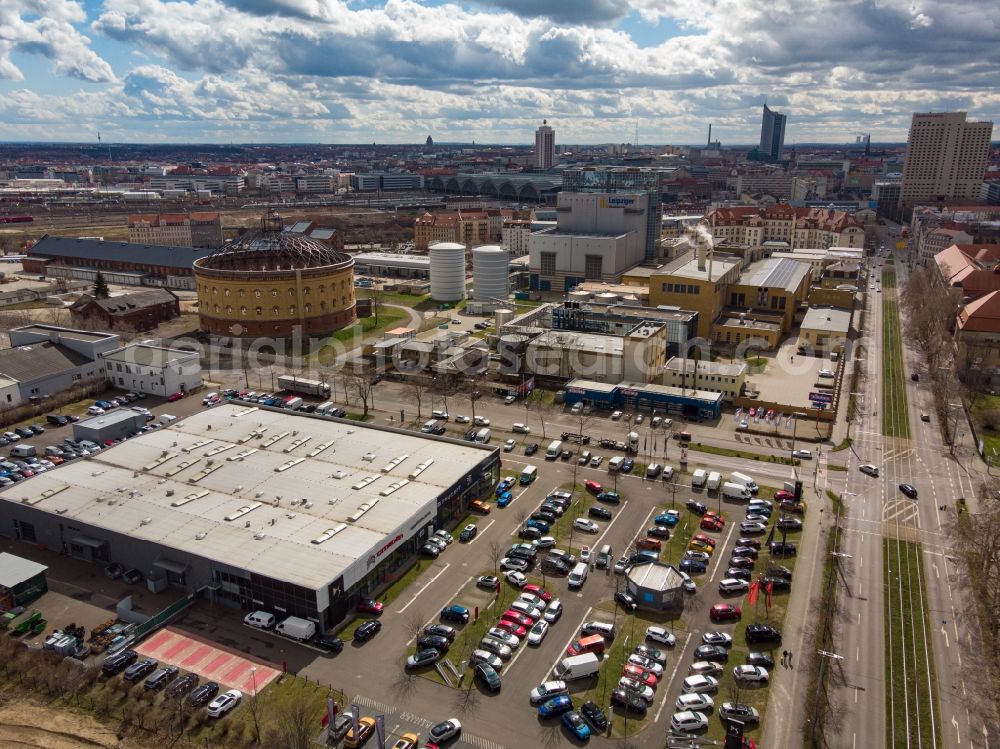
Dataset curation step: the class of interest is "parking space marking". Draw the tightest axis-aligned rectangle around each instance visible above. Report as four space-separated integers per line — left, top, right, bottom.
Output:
396 563 452 614
653 631 693 724
708 520 738 583
466 519 496 544
547 605 595 679
592 500 630 549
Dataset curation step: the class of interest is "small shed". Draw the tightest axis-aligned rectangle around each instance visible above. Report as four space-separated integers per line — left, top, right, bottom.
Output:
0 552 48 609
625 561 685 615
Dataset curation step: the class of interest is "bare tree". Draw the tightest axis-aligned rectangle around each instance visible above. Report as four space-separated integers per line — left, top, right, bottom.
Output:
402 378 432 420
244 682 268 745
524 391 554 440
487 540 504 577
346 366 378 417
268 699 315 749
462 373 484 424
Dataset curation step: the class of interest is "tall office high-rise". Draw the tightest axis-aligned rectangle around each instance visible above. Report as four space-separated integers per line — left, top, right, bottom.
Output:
758 104 787 162
535 120 555 169
899 111 993 207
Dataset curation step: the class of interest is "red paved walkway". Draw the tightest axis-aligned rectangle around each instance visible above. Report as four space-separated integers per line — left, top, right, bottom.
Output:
135 627 279 694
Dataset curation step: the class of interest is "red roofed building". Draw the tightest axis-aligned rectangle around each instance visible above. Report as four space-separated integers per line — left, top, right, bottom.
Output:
934 244 1000 300
956 290 1000 376
703 206 864 251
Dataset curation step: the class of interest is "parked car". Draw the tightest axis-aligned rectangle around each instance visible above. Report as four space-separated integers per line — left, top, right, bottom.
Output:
354 620 381 643
188 681 220 707
207 689 242 718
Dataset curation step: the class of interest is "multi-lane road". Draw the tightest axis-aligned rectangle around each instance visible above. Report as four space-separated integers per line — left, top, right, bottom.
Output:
826 250 998 749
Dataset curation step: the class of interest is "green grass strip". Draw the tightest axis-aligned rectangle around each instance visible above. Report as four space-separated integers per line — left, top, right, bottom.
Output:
881 298 910 438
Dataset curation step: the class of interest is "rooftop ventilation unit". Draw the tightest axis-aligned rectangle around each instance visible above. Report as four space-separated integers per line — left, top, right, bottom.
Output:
347 498 380 522
311 523 348 545
225 501 263 522
382 454 409 473
408 458 435 479
379 479 410 497
352 475 379 490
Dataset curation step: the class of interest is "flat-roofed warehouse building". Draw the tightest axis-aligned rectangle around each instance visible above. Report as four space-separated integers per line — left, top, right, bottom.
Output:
0 403 500 632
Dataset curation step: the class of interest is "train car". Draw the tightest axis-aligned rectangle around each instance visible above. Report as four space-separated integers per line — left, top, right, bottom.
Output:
0 215 33 224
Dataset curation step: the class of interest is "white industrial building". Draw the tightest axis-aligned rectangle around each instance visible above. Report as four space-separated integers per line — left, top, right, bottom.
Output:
523 322 667 384
0 404 500 632
529 191 651 293
101 343 203 397
352 252 431 279
661 357 748 401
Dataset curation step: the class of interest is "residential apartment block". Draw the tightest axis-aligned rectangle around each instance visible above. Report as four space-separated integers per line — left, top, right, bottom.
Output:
899 111 993 208
703 205 865 251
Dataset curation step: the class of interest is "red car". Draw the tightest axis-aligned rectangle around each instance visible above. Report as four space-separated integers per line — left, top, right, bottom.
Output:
357 599 384 616
497 619 528 638
622 664 657 687
585 480 602 495
692 533 717 547
703 510 724 523
747 407 756 417
636 537 661 551
523 584 552 602
167 391 185 402
775 490 795 502
701 516 724 532
501 610 534 628
710 603 742 622
766 409 775 420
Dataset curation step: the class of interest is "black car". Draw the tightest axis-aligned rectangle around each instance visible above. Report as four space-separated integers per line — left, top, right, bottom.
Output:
144 665 179 690
736 537 761 549
29 424 45 434
464 429 479 441
767 565 793 580
686 500 707 515
769 541 797 556
474 662 502 692
539 502 564 517
732 546 759 559
693 644 729 662
560 449 572 461
729 556 755 569
316 635 344 653
726 567 753 581
589 505 613 520
166 672 199 698
123 659 158 682
611 688 647 716
899 483 918 499
776 517 803 531
762 576 792 591
519 526 541 540
647 525 670 538
14 427 34 438
524 442 539 456
746 651 775 669
581 700 608 732
424 624 457 641
614 591 637 611
531 511 557 524
354 620 382 643
745 623 782 644
101 649 138 676
417 634 451 652
459 525 478 542
189 681 220 707
46 414 68 426
421 543 441 557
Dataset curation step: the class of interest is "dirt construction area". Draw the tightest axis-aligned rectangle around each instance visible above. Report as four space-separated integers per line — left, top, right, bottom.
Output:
0 699 120 749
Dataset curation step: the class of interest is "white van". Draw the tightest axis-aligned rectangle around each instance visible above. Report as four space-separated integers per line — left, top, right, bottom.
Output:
707 471 721 490
545 440 563 460
722 481 751 501
691 469 707 487
10 444 37 459
730 471 758 493
420 419 442 434
608 456 624 473
475 428 492 444
159 414 177 426
243 611 276 630
552 653 601 681
568 562 589 590
315 401 334 415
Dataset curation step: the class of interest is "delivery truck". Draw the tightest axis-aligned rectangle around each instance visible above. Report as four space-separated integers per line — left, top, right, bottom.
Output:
277 375 331 398
722 482 751 501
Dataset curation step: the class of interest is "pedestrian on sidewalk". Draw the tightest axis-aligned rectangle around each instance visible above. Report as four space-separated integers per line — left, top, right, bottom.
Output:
788 650 794 668
782 649 788 667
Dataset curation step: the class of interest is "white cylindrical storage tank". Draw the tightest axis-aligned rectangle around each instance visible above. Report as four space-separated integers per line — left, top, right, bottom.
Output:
472 245 509 302
495 307 515 329
429 242 467 302
595 292 619 304
567 290 590 302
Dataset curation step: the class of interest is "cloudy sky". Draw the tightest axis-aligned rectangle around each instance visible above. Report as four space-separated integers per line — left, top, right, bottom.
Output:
0 0 997 144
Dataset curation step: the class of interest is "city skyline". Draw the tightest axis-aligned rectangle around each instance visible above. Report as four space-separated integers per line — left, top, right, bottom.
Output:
0 0 998 144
